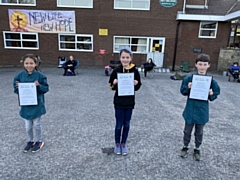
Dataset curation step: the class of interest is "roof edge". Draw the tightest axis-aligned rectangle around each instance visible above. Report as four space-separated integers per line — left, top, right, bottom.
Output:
176 10 240 21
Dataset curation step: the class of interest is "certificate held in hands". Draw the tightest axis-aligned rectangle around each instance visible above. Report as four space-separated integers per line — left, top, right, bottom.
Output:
18 83 38 106
117 73 134 96
189 75 212 101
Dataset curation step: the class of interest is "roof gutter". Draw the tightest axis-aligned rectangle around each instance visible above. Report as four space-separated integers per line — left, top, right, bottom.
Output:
176 10 240 21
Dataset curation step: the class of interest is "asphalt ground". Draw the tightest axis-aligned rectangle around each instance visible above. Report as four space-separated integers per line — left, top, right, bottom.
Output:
0 67 240 180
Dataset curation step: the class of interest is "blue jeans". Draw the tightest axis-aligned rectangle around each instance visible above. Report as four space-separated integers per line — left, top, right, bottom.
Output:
115 108 133 144
24 117 42 142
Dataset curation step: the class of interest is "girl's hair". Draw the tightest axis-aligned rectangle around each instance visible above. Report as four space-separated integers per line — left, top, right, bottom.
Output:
119 46 133 56
195 54 210 64
21 54 39 70
148 58 153 62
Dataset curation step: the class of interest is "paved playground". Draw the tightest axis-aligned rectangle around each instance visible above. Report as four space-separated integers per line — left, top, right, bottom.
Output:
0 67 239 180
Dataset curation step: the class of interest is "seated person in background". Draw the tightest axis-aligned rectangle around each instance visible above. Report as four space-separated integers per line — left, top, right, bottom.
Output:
143 58 156 77
229 62 240 79
63 55 77 76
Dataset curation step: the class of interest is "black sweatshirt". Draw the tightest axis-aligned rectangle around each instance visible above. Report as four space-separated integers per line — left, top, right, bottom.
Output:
109 63 142 109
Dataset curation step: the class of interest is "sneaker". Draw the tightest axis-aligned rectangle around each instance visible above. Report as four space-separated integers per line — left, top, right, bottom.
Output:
121 143 128 156
180 146 189 158
193 148 201 161
114 143 121 155
32 141 44 153
23 142 34 153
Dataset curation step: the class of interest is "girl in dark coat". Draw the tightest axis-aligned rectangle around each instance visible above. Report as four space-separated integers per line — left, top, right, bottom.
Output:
109 46 141 155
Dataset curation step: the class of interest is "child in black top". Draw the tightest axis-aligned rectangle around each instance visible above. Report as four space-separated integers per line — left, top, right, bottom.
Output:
109 46 141 155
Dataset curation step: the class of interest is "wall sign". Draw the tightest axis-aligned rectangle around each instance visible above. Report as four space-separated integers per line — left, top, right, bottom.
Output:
159 0 177 8
193 48 202 53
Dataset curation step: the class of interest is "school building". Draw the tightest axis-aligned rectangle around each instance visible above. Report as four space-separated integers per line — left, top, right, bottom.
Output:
0 0 240 71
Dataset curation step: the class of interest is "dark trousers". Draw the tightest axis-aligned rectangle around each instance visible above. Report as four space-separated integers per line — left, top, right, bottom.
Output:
115 108 133 144
144 67 153 77
183 123 205 148
64 67 75 75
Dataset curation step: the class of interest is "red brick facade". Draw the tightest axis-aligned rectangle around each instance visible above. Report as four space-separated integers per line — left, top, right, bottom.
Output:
0 0 232 70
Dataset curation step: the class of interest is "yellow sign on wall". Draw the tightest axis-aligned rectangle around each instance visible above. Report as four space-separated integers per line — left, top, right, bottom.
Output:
155 44 160 47
99 29 108 36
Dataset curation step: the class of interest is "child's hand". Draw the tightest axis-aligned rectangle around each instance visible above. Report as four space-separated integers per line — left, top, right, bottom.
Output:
113 79 118 85
15 81 19 88
35 81 39 86
188 82 192 89
209 89 213 95
134 80 138 85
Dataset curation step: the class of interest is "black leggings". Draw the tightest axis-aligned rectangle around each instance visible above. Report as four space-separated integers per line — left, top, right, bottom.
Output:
144 67 153 77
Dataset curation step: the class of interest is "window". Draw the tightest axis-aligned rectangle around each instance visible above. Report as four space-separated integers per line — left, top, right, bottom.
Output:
0 0 35 5
57 0 93 8
114 36 148 52
59 34 93 52
228 19 240 49
3 31 38 49
199 21 218 38
114 0 150 10
114 36 165 53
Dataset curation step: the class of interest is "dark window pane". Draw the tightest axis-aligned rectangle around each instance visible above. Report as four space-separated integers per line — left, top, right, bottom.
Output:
22 34 36 39
77 37 91 42
60 35 75 41
6 40 21 47
201 22 216 29
5 33 20 39
22 41 37 47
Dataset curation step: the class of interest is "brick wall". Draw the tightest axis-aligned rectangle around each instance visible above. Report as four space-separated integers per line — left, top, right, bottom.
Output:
186 0 206 5
0 0 231 70
175 21 231 71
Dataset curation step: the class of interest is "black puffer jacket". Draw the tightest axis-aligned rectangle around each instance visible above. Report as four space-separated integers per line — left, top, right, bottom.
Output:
109 63 142 109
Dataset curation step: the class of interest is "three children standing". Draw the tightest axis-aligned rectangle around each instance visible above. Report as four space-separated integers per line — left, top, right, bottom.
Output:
12 52 220 161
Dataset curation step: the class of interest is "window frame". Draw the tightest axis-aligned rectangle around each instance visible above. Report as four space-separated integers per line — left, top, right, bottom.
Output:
114 0 150 11
3 31 39 49
113 36 165 54
58 34 93 52
0 0 36 6
198 21 218 39
57 0 93 8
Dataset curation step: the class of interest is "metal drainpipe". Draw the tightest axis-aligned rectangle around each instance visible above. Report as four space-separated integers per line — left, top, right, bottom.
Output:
172 21 181 71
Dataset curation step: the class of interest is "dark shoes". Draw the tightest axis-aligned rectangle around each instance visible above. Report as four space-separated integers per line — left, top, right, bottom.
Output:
32 141 44 152
180 146 201 161
180 146 189 158
23 142 34 153
193 148 201 161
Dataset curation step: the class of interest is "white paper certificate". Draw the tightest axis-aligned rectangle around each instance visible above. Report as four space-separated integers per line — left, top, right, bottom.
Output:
189 75 212 101
117 73 134 96
18 83 38 106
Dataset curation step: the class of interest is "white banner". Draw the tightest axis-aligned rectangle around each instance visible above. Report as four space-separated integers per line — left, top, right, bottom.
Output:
9 9 76 33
